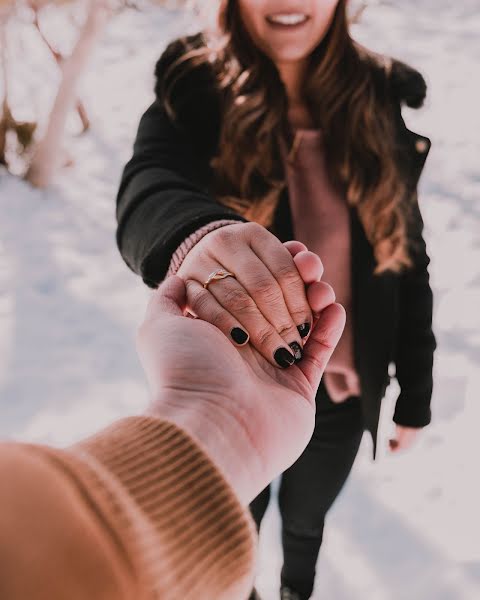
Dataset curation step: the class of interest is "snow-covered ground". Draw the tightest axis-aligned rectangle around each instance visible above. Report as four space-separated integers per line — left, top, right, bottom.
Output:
1 3 479 599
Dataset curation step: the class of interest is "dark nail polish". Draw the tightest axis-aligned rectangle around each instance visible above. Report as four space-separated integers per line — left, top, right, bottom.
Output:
297 322 311 338
289 342 303 362
274 347 296 368
231 327 249 345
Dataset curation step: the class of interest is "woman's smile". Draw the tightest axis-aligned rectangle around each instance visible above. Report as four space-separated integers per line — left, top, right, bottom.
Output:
265 13 311 30
238 1 339 64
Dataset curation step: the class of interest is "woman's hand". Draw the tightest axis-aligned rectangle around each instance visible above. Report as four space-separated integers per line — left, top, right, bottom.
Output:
389 425 421 453
137 276 345 504
176 222 324 369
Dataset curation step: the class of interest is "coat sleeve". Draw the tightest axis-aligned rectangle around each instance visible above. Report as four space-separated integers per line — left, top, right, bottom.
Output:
393 193 437 427
116 100 247 288
387 60 436 427
116 36 247 287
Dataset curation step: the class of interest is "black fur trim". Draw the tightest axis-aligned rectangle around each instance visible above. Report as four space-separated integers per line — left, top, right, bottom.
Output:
154 33 205 101
390 60 427 109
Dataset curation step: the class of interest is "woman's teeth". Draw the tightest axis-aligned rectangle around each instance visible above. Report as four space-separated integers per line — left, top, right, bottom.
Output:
266 14 309 26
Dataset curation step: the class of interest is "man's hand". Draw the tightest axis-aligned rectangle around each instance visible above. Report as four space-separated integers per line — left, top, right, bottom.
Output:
137 272 345 505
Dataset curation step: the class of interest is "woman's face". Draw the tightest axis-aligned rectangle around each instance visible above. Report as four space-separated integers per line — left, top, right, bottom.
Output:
237 0 340 65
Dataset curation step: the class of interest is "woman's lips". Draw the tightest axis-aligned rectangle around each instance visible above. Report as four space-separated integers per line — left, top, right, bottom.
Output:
265 14 311 31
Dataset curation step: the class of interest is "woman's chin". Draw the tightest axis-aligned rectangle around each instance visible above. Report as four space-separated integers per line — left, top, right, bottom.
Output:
268 47 312 65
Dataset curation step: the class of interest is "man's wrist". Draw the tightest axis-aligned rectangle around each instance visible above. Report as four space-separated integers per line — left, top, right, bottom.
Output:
146 391 262 506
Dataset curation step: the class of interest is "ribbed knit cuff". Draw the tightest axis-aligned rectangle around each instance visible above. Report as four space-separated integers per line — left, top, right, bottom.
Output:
167 220 242 277
43 417 257 600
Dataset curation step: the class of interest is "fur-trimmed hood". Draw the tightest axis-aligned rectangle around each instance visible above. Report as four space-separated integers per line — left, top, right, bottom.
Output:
389 59 427 109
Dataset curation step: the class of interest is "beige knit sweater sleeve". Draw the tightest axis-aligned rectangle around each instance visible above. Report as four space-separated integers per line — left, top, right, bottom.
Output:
0 417 257 600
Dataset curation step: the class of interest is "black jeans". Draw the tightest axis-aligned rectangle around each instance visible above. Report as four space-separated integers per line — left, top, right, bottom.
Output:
249 380 364 600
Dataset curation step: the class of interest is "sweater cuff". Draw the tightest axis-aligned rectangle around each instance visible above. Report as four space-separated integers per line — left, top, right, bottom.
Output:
48 417 256 599
167 220 242 277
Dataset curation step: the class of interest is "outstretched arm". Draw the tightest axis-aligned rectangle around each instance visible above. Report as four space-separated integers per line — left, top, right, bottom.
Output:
0 257 344 599
0 416 256 600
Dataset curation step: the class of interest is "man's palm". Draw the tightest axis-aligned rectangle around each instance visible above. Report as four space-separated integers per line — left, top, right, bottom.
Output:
138 276 345 486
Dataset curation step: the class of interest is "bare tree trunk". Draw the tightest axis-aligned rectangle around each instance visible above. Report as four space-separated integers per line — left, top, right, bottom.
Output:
26 0 111 188
32 11 90 132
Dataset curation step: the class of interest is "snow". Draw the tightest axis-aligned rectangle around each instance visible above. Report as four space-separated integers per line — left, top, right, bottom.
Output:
1 2 479 599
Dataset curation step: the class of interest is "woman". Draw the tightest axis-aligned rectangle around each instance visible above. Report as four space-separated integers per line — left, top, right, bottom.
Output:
116 1 436 598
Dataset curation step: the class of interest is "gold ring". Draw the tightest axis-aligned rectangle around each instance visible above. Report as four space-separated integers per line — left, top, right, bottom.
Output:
203 269 236 290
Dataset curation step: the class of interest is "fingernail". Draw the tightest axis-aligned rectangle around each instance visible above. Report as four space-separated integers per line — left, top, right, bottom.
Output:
274 347 296 368
231 327 249 345
297 323 311 338
289 342 303 362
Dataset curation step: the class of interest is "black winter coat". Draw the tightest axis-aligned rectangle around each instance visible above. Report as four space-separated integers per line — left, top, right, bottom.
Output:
116 34 437 453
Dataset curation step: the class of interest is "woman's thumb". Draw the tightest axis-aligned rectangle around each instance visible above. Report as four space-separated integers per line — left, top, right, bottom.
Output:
299 303 346 391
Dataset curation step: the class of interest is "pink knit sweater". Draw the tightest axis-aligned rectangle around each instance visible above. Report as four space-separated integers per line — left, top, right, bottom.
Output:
282 128 361 402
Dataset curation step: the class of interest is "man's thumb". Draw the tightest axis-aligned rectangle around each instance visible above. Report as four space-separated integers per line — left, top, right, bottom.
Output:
145 276 187 321
300 303 346 391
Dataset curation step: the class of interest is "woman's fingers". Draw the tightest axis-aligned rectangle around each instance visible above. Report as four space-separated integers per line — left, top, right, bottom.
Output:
185 277 298 368
185 279 250 346
293 251 324 285
240 226 313 338
389 425 420 453
306 281 336 315
215 229 310 349
299 302 346 391
283 240 308 257
284 242 324 284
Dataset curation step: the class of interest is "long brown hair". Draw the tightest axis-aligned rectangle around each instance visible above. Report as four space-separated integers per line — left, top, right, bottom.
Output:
163 0 414 273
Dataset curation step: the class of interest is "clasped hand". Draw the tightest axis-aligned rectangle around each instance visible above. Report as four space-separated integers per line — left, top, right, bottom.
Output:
137 239 345 504
137 233 419 505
